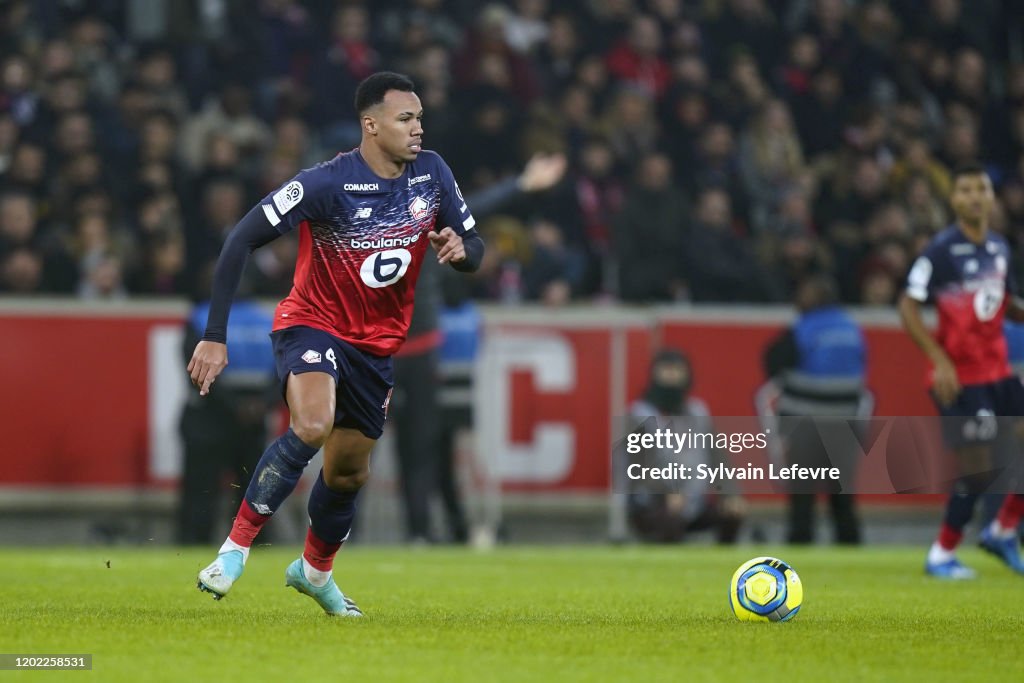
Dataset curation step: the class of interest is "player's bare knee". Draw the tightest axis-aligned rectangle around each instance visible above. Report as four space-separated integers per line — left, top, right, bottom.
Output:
291 413 334 448
323 467 370 492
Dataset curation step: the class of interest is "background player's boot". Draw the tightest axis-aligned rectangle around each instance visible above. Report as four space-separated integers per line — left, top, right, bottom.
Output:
924 556 976 579
284 558 363 616
979 526 1024 574
197 550 245 599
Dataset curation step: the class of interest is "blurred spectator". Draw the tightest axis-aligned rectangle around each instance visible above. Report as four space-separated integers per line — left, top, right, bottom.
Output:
889 137 951 197
819 155 889 227
535 12 582 96
686 187 780 303
739 99 807 232
1 55 38 127
902 174 948 234
597 85 659 169
504 0 550 55
800 0 860 90
688 121 746 209
307 4 378 148
126 228 187 296
763 274 868 544
133 45 188 121
186 176 246 278
454 4 540 105
179 82 271 173
451 89 522 188
613 152 688 302
2 142 47 197
778 33 821 102
625 348 745 544
662 87 711 176
713 51 771 128
789 67 846 160
706 0 781 77
605 15 671 99
522 218 583 305
78 250 126 299
1 246 42 293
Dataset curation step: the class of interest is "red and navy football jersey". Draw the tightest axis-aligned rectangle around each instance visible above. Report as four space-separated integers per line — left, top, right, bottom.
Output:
258 149 475 356
906 224 1016 385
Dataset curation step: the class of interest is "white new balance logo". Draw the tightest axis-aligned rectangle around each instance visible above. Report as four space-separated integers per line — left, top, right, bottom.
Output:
355 207 373 218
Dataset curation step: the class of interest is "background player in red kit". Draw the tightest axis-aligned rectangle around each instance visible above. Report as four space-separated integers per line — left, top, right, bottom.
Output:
187 72 484 615
900 163 1024 579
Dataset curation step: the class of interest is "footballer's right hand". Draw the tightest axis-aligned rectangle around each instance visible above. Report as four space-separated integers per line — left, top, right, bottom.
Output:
931 355 960 407
188 341 228 396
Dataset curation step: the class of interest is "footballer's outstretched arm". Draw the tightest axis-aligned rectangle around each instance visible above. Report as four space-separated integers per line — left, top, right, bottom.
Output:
898 292 959 405
188 205 282 395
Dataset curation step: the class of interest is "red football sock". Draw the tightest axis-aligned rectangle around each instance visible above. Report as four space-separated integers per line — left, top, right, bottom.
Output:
227 500 272 548
996 494 1024 531
303 527 342 572
937 522 962 551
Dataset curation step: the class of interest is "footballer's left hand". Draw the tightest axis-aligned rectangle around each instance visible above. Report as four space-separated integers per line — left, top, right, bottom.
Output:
428 227 465 265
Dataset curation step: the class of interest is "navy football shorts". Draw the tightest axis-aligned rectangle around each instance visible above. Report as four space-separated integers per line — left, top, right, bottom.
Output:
270 325 394 439
934 375 1024 448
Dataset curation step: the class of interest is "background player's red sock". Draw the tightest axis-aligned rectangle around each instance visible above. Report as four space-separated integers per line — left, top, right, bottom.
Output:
937 522 962 551
995 494 1024 536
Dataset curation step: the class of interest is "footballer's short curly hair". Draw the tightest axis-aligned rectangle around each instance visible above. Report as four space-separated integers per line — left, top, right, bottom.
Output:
355 72 416 115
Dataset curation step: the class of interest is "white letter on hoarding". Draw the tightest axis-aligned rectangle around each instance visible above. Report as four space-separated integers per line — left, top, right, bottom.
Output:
476 333 575 484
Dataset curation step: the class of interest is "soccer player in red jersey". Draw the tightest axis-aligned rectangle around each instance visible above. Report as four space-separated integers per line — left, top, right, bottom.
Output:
187 72 484 614
900 163 1024 579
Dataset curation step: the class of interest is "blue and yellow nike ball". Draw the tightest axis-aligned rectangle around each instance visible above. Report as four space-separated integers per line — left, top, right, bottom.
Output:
729 556 803 622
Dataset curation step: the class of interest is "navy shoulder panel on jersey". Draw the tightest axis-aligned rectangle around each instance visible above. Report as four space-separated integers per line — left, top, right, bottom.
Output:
258 157 344 233
906 226 958 302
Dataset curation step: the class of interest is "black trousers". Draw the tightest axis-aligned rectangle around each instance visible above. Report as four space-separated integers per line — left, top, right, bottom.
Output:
438 402 470 543
394 349 470 542
176 402 267 545
393 350 442 541
783 417 862 544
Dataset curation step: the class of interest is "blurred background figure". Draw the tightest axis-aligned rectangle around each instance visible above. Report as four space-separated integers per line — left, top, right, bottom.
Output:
391 152 567 544
763 274 868 544
177 274 278 545
626 349 745 544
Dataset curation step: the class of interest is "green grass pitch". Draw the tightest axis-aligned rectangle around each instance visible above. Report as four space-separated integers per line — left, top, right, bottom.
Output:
1 546 1022 682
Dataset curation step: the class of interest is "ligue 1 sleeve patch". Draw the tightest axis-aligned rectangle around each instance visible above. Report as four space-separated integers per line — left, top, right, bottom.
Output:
273 180 304 215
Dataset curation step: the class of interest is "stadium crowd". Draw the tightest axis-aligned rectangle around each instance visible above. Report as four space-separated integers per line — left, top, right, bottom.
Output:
0 0 1022 307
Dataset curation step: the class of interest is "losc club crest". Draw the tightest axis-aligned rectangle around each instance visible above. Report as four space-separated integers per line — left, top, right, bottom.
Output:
409 196 429 220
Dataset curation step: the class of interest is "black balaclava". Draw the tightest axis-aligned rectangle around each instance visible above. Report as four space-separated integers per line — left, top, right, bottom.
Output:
643 348 693 414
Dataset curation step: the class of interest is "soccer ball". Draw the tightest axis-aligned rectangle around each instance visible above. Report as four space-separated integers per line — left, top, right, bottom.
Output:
729 556 803 622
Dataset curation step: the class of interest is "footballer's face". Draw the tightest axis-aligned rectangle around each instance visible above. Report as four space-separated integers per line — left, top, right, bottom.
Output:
367 90 423 164
951 172 994 227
